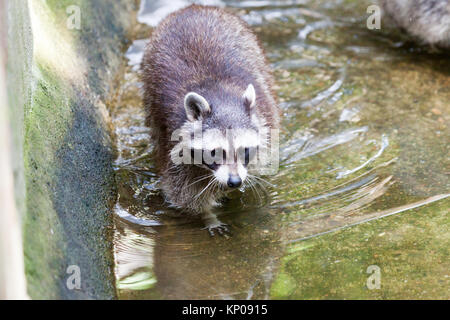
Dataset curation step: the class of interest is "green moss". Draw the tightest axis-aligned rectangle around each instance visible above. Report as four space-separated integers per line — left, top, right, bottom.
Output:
22 64 70 299
271 198 449 299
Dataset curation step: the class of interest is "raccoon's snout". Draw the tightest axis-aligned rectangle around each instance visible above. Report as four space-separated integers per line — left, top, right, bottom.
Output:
227 175 242 188
214 165 246 188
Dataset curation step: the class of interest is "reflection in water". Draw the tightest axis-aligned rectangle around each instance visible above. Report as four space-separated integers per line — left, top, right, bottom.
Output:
336 134 389 179
286 193 450 243
114 219 156 291
281 126 368 164
109 0 450 299
298 20 336 40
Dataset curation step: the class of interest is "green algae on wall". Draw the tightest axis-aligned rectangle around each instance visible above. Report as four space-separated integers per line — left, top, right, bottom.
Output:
6 0 139 299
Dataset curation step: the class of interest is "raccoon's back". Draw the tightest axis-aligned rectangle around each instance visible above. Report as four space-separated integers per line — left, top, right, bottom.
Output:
141 5 276 132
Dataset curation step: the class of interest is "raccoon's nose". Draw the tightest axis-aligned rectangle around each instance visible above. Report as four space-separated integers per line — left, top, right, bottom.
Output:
227 175 242 188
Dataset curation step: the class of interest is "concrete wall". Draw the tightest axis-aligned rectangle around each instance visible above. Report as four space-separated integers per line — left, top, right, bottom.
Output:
2 0 139 299
0 0 28 300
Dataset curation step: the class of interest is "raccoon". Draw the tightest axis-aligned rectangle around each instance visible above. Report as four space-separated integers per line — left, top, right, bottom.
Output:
141 5 279 235
379 0 450 48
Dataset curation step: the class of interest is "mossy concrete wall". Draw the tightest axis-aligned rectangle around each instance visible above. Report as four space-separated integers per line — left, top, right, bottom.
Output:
5 0 139 299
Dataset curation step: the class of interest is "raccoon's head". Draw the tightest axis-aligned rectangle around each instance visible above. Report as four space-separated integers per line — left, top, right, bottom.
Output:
173 83 268 189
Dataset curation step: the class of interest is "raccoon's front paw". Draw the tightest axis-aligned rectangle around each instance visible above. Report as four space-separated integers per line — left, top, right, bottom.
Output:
203 221 230 237
201 212 231 237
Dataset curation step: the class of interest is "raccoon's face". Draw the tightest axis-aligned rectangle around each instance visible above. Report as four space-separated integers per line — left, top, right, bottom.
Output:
193 127 260 189
177 84 266 189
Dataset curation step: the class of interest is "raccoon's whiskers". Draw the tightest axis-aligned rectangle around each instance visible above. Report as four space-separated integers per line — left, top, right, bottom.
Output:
166 164 183 175
246 176 263 206
195 176 217 200
247 174 274 188
249 175 271 202
187 174 213 188
206 179 219 201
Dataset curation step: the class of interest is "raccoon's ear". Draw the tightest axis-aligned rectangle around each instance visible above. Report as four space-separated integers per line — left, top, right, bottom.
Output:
184 92 211 121
243 84 256 110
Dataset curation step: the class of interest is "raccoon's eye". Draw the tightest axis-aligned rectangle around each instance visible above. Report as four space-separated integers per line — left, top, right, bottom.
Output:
209 148 226 163
239 147 256 166
201 148 219 170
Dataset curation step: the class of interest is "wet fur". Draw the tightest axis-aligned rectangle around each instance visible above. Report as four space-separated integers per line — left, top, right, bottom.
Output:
141 5 279 215
379 0 450 48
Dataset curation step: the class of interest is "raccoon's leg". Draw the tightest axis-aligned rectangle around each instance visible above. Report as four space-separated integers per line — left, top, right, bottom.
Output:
201 211 230 237
164 172 230 236
195 192 230 236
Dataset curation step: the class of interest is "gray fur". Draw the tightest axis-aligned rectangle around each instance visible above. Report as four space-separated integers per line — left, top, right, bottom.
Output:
379 0 450 47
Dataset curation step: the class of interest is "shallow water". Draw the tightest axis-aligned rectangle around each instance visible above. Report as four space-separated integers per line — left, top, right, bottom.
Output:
109 0 449 299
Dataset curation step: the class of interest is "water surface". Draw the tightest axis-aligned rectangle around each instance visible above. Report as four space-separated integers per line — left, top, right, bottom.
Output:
109 0 449 299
